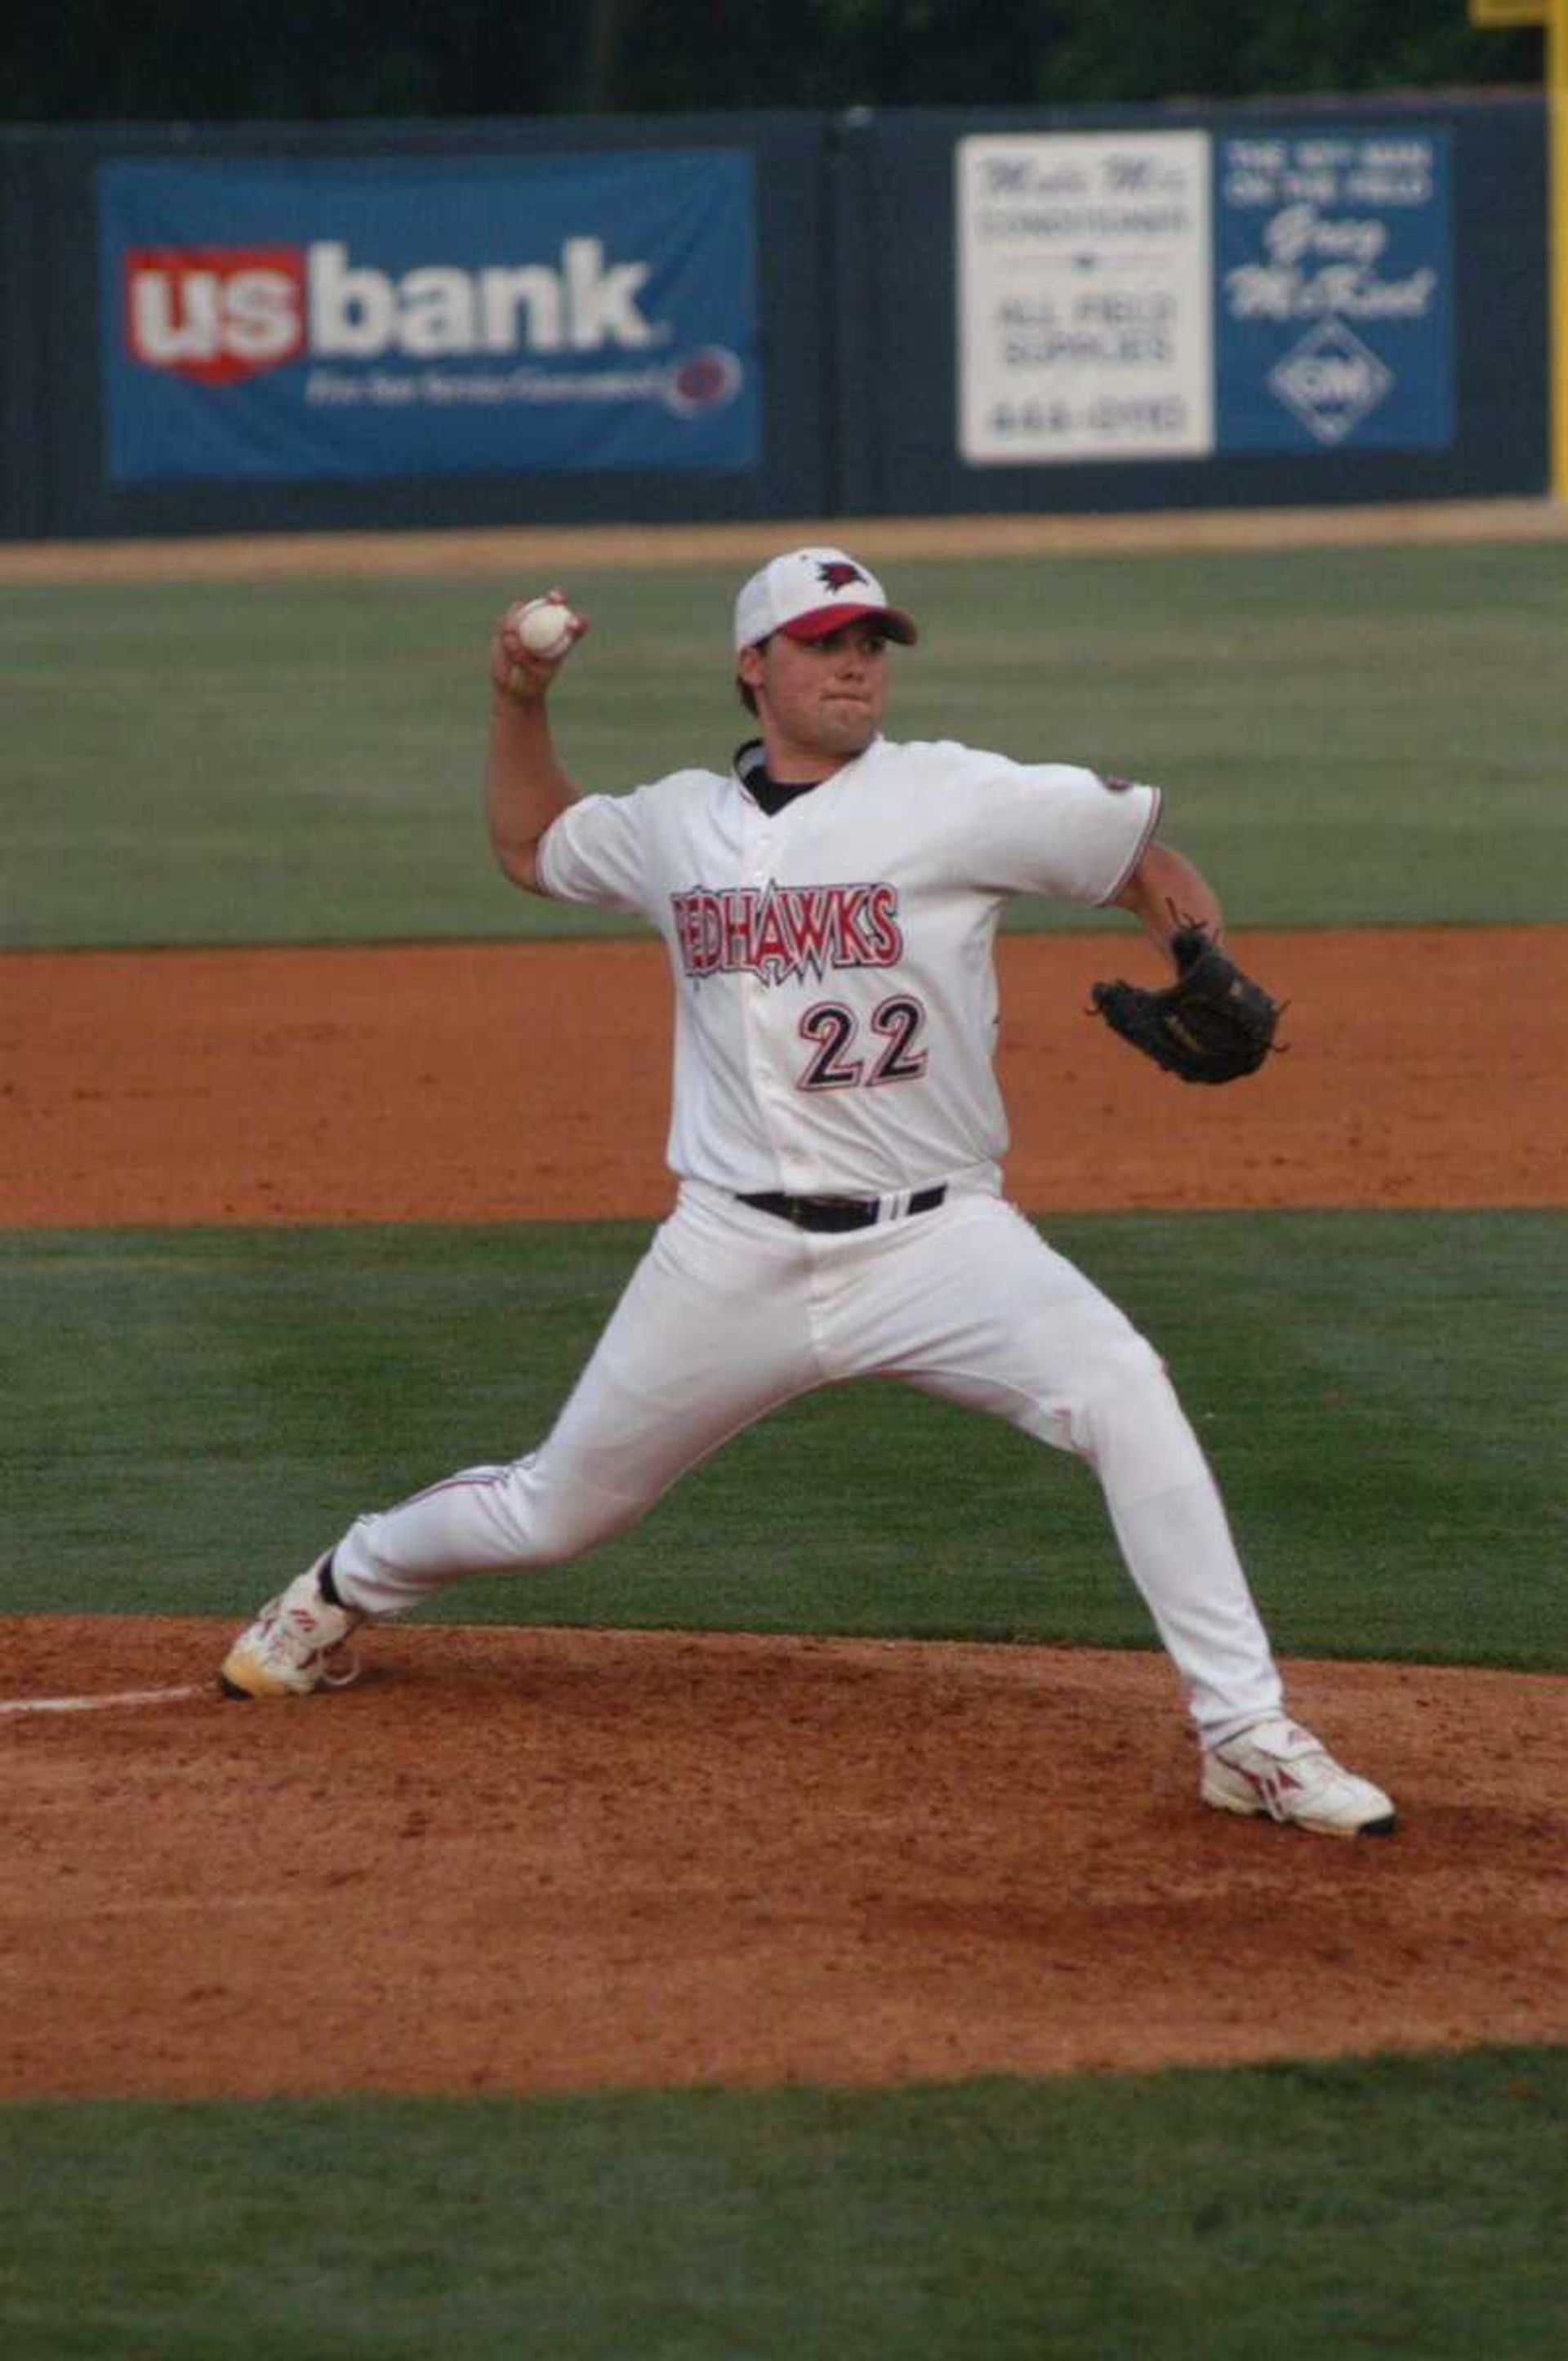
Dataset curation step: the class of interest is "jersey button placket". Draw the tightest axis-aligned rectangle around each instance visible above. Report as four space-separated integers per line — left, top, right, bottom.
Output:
739 809 807 1193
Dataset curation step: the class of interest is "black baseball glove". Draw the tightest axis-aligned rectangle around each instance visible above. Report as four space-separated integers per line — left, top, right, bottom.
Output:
1090 929 1281 1085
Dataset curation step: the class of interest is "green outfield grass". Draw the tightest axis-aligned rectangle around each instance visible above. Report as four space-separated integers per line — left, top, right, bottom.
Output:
2 539 1564 947
2 2048 1562 2359
3 1209 1561 1667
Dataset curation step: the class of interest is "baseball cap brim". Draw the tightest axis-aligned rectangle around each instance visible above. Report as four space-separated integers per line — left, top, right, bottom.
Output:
778 602 918 647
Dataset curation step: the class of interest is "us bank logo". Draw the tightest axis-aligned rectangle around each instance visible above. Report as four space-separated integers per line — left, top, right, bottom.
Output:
120 238 743 421
123 238 667 379
1267 319 1394 445
100 153 759 483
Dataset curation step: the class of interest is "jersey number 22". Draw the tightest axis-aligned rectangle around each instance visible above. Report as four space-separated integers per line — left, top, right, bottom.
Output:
798 996 929 1091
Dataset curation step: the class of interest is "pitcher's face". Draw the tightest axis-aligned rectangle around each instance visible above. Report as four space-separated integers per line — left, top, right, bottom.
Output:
737 622 891 777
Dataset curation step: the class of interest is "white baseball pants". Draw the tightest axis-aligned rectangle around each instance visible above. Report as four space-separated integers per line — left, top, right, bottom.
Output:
330 1179 1285 1740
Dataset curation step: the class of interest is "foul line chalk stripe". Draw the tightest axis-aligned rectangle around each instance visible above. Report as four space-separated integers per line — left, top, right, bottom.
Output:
0 1683 204 1719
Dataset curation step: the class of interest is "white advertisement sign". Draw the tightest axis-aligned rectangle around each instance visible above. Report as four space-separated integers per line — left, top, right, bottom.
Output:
956 131 1214 465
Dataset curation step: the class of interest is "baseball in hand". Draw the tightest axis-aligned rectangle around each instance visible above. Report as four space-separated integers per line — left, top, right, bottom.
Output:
515 596 578 661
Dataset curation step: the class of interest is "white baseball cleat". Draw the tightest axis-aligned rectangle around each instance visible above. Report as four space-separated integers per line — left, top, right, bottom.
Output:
1201 1717 1396 1838
219 1561 363 1699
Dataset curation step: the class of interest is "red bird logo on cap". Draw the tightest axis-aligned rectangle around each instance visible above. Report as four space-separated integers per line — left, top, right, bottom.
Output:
816 560 868 592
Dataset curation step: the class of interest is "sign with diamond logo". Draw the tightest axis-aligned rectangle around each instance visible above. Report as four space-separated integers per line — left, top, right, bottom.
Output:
1215 127 1453 452
1267 319 1395 443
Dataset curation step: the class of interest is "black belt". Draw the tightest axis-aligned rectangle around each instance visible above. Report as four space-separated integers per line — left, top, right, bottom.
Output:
737 1184 947 1234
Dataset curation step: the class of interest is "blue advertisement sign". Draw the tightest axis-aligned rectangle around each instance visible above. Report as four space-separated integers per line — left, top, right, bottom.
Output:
1215 129 1453 452
99 151 759 484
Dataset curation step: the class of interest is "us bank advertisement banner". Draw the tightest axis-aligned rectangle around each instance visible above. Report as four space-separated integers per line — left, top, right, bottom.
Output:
1216 129 1453 450
99 151 759 484
955 126 1453 466
956 131 1214 464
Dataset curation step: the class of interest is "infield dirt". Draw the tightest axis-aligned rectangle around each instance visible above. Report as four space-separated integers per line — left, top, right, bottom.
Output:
6 1620 1566 2101
2 924 1561 1225
2 921 1566 2100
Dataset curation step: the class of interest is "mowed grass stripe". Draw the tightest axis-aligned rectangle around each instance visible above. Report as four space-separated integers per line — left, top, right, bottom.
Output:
2 1209 1561 1668
2 539 1565 948
0 2047 1563 2360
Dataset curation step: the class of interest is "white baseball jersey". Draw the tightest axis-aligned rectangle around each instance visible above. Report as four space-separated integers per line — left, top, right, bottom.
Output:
537 735 1160 1197
330 724 1288 1746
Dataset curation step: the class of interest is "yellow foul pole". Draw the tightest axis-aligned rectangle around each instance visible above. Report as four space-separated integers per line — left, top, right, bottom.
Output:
1470 0 1566 495
1551 0 1568 498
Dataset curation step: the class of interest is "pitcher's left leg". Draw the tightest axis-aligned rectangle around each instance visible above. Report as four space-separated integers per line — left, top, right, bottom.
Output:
844 1196 1396 1829
839 1196 1283 1741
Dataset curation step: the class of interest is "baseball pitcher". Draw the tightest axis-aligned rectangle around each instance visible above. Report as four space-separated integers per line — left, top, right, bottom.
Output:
220 548 1396 1838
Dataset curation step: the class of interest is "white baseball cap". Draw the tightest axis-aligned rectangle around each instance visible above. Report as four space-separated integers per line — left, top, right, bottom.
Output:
733 546 918 653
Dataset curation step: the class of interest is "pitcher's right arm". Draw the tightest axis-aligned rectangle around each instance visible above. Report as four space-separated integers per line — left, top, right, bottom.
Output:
486 595 589 895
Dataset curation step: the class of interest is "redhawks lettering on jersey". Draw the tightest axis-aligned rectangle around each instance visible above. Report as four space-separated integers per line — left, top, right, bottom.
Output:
672 881 904 983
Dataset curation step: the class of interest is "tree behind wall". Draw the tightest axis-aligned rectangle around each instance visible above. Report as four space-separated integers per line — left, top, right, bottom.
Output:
4 0 1541 122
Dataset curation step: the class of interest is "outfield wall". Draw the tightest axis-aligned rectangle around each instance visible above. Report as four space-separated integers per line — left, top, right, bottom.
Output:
0 92 1547 543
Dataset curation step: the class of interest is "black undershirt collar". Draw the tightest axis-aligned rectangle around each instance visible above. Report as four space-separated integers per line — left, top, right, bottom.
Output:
734 738 827 817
